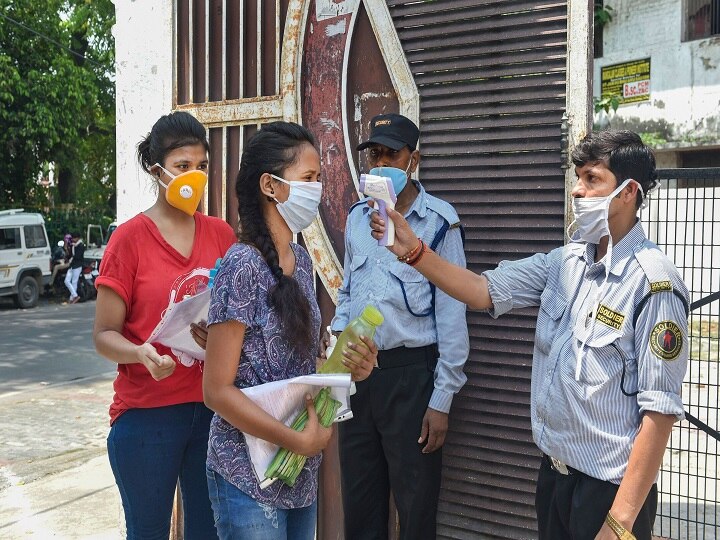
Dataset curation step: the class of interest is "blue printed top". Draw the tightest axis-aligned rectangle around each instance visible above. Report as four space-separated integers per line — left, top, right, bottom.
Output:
206 242 321 509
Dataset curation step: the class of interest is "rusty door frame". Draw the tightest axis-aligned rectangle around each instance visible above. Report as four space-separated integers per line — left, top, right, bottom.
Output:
300 0 420 303
174 0 420 304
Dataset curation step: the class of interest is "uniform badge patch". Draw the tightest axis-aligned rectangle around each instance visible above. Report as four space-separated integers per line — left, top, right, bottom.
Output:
649 321 683 361
595 304 625 330
650 281 673 293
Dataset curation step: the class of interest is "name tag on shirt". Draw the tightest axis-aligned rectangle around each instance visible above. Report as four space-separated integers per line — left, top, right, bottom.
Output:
595 304 626 331
650 281 673 293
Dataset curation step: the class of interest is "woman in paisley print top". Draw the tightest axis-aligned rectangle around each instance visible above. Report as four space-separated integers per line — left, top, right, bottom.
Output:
203 122 377 540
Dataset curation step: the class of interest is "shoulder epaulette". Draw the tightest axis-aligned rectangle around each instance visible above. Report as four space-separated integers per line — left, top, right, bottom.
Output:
633 243 689 325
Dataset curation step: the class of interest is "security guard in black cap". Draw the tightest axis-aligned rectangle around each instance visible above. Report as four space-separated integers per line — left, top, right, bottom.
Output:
330 113 470 540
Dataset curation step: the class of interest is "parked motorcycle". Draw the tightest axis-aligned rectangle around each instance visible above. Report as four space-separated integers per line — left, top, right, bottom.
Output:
46 242 97 302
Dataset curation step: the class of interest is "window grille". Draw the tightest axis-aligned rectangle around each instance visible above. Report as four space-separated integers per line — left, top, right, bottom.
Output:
684 0 720 41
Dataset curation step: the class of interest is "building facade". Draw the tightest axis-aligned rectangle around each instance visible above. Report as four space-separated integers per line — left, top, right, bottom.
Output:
594 0 720 167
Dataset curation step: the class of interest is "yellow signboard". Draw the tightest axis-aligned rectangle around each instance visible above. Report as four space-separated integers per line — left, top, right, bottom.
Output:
601 58 651 105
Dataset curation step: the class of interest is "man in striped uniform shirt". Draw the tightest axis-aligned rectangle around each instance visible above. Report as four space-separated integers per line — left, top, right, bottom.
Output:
369 130 689 540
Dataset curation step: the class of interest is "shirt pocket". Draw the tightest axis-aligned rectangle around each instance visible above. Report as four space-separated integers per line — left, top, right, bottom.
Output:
347 254 369 289
387 263 433 317
536 287 568 355
350 254 368 272
574 322 635 391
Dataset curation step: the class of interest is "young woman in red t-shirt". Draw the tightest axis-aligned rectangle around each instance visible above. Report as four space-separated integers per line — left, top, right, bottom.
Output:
93 111 236 539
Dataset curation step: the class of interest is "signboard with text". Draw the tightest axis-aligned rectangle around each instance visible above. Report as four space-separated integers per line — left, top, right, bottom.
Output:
601 58 651 105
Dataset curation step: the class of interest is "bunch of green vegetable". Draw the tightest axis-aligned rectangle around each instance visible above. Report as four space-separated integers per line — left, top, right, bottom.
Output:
264 386 341 487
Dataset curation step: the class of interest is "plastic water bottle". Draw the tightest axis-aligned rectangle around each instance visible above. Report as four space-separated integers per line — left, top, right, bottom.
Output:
319 305 384 374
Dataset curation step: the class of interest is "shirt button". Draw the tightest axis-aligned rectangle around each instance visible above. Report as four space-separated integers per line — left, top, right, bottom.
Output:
376 259 381 265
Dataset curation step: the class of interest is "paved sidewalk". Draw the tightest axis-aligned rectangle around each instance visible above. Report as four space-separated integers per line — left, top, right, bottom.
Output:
0 451 122 539
0 373 123 540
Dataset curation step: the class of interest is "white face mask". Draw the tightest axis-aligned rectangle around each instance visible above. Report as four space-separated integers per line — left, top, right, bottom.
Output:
570 178 645 382
567 178 642 244
270 174 323 233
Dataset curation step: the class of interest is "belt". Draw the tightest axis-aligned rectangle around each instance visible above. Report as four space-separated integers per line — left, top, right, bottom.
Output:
543 454 580 476
376 344 438 369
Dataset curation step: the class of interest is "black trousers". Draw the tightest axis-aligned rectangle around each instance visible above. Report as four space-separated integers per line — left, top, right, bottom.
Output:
536 455 658 540
339 345 441 540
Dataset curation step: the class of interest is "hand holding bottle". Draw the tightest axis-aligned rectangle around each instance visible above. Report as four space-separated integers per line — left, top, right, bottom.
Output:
319 306 383 380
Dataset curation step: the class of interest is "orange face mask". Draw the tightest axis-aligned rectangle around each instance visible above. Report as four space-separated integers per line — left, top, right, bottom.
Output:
155 164 207 216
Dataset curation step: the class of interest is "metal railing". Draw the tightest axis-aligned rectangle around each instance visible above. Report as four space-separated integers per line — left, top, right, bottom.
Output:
641 168 720 540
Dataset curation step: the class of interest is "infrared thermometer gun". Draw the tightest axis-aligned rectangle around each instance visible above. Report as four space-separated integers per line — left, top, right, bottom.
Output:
359 173 397 246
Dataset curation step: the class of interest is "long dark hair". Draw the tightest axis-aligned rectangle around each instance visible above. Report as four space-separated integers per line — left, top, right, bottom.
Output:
137 111 210 173
236 122 317 350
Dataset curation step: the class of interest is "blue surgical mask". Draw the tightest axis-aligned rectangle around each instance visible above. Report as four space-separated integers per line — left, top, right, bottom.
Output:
369 160 412 196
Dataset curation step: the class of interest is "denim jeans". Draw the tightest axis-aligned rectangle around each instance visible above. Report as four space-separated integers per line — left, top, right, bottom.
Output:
206 467 317 540
107 403 217 540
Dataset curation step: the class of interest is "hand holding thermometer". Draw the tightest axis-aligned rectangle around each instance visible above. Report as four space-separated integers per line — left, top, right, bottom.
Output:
359 173 397 246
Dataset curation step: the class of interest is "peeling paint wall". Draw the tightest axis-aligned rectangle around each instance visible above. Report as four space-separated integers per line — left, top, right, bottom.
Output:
114 0 174 223
594 0 720 144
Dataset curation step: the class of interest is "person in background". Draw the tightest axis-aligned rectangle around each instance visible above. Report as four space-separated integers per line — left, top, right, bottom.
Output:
93 111 237 540
50 233 72 286
369 130 688 540
332 113 469 540
202 121 377 540
64 232 85 304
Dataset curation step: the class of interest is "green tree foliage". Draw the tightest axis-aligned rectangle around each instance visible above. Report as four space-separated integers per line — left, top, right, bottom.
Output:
0 0 115 215
594 2 614 28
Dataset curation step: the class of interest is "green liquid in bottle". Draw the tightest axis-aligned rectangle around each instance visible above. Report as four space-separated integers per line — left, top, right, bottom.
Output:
319 305 384 374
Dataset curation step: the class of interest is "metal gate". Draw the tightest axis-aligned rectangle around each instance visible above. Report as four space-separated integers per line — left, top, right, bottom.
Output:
642 168 720 540
173 1 571 538
386 2 569 538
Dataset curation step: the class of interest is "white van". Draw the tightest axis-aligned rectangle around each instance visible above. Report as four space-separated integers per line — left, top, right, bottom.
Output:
85 221 117 272
0 209 51 308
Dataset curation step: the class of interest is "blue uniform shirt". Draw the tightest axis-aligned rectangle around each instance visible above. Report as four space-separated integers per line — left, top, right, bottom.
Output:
484 221 689 484
331 180 470 414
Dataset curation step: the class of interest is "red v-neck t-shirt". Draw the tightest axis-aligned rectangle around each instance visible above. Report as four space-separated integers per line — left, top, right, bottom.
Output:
96 212 237 424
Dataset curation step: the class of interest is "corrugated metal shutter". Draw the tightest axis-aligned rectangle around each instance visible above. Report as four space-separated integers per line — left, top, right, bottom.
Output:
386 2 568 538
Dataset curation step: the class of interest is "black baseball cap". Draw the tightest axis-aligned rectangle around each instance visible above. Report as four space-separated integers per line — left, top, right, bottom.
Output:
356 113 419 152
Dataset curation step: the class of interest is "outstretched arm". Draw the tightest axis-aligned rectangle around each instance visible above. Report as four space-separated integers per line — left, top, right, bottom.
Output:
370 206 492 310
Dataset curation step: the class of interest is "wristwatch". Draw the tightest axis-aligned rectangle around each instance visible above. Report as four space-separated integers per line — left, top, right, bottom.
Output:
605 513 637 540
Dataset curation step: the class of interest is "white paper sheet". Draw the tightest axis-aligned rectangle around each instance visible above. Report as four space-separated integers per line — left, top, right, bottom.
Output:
146 287 210 361
240 373 353 488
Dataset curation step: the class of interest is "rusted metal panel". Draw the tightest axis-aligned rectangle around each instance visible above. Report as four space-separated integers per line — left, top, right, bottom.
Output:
176 0 190 105
177 97 283 126
300 2 358 267
225 0 241 100
243 0 258 98
207 127 223 218
192 0 207 103
208 0 223 102
225 125 241 231
345 3 398 182
261 0 277 96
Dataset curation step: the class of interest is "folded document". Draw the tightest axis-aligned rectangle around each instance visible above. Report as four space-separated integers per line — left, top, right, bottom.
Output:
241 373 354 487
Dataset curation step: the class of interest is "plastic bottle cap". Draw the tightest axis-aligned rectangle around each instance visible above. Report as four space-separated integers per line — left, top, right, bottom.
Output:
361 305 384 326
